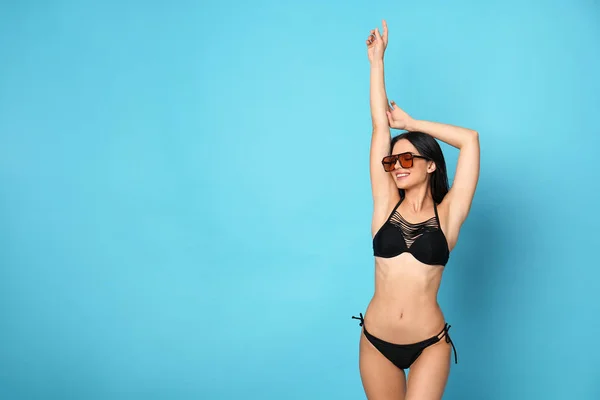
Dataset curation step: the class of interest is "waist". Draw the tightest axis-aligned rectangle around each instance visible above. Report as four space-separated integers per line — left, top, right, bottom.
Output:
365 255 446 342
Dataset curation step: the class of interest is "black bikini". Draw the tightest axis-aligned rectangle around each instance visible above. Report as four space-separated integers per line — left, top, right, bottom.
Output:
352 196 458 369
373 196 449 265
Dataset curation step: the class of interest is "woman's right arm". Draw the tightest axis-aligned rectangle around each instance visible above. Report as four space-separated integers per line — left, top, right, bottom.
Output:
367 22 400 236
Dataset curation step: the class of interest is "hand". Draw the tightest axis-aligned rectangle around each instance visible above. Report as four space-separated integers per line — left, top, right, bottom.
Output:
366 20 388 63
386 101 416 130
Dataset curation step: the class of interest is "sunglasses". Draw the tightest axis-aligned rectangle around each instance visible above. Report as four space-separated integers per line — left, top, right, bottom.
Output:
382 152 430 172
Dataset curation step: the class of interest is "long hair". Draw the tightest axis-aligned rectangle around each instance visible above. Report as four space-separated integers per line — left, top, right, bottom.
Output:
390 131 449 204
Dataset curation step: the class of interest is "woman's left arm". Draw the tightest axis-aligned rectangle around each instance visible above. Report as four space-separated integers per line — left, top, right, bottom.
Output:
407 119 480 235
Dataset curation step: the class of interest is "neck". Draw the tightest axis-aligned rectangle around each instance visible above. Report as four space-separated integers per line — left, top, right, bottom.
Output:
402 184 434 212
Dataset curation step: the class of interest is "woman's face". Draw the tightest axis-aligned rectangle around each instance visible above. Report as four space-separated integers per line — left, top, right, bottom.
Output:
390 139 435 189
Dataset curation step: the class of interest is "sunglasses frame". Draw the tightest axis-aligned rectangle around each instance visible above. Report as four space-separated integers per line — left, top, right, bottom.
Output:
381 152 430 172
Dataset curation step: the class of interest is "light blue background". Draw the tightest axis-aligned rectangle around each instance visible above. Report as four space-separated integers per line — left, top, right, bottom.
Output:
1 0 599 399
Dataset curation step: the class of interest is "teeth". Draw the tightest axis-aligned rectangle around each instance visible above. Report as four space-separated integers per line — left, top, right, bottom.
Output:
396 173 409 177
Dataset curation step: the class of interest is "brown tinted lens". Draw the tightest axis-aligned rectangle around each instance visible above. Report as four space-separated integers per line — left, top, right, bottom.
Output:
399 153 413 168
382 155 396 171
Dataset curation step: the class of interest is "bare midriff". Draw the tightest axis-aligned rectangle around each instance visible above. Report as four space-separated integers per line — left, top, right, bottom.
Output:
364 252 446 344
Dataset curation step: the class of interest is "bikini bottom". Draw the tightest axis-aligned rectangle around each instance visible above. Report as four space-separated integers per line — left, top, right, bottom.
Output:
352 312 458 370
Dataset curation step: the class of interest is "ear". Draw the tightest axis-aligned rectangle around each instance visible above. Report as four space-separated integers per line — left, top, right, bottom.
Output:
427 161 437 174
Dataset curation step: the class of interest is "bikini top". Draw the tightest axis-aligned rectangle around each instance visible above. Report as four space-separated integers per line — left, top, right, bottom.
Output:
372 197 450 266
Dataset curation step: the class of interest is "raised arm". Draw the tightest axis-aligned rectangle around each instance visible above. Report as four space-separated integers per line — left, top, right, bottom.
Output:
407 118 480 248
366 20 400 236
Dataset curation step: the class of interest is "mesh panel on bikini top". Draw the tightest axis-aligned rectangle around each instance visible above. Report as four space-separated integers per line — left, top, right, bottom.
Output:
388 210 439 247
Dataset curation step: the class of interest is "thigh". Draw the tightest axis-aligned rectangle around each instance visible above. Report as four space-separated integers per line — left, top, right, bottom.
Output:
405 339 451 400
359 330 407 400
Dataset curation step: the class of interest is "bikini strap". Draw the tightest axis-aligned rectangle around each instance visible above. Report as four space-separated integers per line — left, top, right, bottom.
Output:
433 201 441 229
351 313 364 327
442 324 458 364
383 197 404 223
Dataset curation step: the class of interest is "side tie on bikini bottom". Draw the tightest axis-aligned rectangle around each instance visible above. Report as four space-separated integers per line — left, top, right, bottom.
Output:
352 312 458 367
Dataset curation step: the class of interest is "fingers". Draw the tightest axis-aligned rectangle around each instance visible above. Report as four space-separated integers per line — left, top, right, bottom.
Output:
366 23 387 46
366 28 382 47
374 27 382 41
382 19 388 42
366 29 376 45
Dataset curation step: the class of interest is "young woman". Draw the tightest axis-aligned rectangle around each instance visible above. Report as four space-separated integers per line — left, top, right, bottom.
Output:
352 20 480 399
